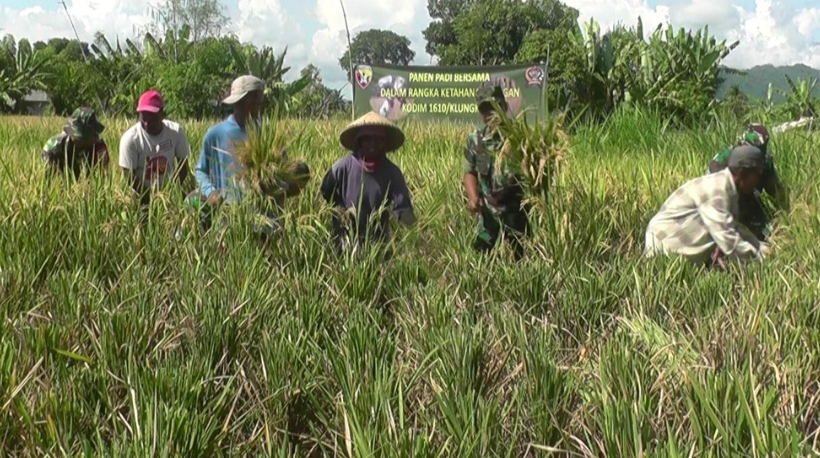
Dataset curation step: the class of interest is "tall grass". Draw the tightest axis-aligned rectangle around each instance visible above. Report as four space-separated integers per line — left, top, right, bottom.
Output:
1 110 819 457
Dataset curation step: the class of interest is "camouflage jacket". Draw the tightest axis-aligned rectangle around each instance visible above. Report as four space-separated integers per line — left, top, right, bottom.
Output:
708 146 781 198
463 125 523 214
42 133 109 178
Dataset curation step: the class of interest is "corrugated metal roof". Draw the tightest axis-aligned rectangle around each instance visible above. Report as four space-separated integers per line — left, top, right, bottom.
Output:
24 90 49 103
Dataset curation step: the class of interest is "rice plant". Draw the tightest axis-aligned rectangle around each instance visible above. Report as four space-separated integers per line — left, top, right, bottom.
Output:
0 111 819 458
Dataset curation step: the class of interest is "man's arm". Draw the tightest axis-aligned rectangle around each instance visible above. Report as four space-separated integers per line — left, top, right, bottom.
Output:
708 148 730 174
319 166 340 205
41 137 63 179
122 168 150 205
698 195 761 260
177 160 190 186
118 133 148 202
463 135 483 213
195 132 219 203
390 169 416 227
464 173 482 212
96 141 110 170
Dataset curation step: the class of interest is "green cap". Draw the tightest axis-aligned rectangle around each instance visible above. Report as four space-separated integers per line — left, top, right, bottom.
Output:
63 107 105 141
728 145 765 170
476 85 506 110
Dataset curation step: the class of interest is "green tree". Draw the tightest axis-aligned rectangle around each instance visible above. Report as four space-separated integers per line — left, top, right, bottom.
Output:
422 0 471 58
230 45 311 116
338 29 415 75
723 84 749 119
46 38 70 54
423 0 579 66
59 40 91 61
515 28 584 110
147 34 239 118
89 32 148 116
145 0 227 42
293 64 350 119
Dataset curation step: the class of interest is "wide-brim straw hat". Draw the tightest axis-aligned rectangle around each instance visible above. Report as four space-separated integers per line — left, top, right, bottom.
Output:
339 111 405 153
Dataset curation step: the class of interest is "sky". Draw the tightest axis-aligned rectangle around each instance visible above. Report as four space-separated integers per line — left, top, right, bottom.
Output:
1 0 819 97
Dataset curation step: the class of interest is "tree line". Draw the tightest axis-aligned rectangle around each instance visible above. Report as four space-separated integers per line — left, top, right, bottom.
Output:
1 0 818 125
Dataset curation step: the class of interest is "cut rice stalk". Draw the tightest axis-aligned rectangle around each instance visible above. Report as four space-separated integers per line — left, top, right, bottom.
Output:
488 104 569 207
232 115 310 200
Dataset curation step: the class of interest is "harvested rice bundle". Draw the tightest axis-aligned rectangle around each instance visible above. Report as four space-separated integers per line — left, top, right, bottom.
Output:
489 105 569 205
233 116 311 200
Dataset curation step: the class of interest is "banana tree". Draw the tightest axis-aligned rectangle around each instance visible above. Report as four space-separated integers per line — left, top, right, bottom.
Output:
230 44 311 116
89 33 147 116
568 17 615 115
0 36 51 113
779 75 818 120
625 21 737 123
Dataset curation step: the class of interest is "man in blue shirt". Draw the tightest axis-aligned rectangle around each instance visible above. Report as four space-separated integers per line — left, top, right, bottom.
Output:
188 75 308 234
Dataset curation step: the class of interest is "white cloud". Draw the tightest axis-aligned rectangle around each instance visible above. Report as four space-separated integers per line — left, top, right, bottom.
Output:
1 0 819 91
666 0 739 32
562 0 820 69
309 0 432 92
0 1 150 43
561 0 670 32
721 1 820 68
231 0 309 81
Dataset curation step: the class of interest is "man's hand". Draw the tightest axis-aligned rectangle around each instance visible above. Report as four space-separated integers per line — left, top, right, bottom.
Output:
397 209 416 227
467 196 484 213
206 192 223 207
464 173 483 213
711 247 727 270
758 242 771 260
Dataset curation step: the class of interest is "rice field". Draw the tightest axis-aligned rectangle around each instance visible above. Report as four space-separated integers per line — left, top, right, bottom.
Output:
1 110 819 457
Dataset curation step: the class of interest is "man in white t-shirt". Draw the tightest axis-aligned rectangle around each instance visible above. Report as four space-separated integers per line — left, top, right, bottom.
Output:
119 89 191 204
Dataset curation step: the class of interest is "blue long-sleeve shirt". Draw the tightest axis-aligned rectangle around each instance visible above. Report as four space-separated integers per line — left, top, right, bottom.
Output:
195 115 247 204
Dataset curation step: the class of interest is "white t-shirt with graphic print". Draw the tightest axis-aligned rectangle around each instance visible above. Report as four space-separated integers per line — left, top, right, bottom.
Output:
119 119 190 190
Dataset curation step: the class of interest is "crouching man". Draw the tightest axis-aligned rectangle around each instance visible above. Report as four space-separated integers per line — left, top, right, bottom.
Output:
645 145 771 267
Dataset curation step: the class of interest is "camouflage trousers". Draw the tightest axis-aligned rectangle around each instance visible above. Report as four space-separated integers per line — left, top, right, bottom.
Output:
738 191 773 241
472 207 530 260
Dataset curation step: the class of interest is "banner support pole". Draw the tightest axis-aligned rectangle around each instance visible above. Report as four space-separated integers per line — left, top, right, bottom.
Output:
339 0 355 120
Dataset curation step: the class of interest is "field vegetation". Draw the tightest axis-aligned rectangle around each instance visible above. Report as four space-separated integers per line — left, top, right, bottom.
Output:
1 107 819 457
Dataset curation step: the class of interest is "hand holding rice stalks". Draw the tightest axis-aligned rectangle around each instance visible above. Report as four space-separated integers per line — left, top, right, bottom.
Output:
233 116 311 200
488 105 569 205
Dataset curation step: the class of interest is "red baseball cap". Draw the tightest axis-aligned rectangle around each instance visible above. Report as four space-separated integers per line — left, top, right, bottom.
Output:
137 89 164 113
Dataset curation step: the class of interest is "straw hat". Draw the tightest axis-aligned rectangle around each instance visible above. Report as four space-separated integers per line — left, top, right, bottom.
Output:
339 111 405 153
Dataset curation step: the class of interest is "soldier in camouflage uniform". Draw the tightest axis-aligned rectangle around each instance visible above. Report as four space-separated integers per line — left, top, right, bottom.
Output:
42 107 109 179
463 85 529 260
708 124 789 241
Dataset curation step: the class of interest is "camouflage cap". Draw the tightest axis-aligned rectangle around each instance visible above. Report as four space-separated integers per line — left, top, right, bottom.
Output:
739 124 769 150
63 107 105 141
476 85 507 110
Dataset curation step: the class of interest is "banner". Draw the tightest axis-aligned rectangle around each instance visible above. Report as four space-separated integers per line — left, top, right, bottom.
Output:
351 63 548 123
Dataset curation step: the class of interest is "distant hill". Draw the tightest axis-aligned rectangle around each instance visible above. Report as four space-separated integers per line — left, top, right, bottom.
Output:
716 64 820 103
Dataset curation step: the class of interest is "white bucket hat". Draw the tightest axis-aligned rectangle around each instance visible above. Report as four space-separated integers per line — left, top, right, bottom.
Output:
222 75 266 105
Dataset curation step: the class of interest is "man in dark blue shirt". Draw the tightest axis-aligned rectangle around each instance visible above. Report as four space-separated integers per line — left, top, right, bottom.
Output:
320 111 415 253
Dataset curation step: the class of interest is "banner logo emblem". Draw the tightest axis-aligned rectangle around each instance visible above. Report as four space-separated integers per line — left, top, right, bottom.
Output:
525 66 545 87
355 65 373 89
